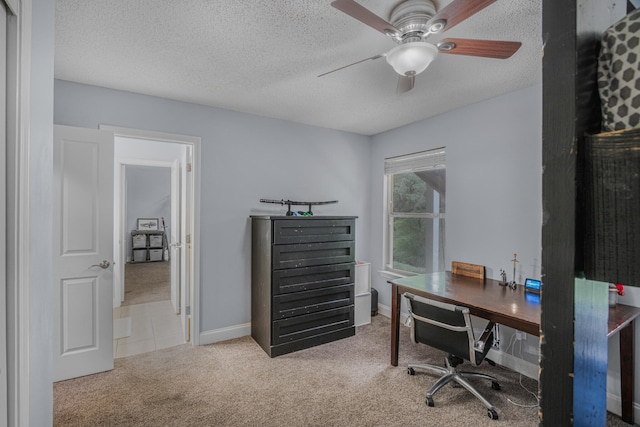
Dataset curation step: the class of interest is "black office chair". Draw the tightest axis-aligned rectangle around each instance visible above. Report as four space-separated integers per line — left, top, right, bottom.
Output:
403 292 501 420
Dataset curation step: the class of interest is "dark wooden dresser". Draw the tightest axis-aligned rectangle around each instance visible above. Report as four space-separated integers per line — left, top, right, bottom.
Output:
250 216 356 357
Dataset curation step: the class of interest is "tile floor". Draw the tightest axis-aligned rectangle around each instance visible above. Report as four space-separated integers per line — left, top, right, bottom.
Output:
112 300 185 359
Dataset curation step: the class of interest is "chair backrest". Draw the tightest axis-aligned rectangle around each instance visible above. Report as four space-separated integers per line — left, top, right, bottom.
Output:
404 292 494 365
451 261 485 279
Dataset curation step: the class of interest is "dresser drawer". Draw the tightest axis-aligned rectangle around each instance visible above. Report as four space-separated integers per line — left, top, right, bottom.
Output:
272 262 354 295
272 241 354 270
272 306 354 345
273 218 355 244
272 284 354 319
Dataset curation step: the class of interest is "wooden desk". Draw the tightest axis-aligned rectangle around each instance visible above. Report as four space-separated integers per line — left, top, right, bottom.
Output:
388 272 640 424
389 271 540 367
608 304 640 423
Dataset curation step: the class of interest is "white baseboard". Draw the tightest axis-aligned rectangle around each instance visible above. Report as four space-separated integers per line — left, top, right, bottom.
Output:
485 348 538 379
377 302 391 319
199 322 251 345
377 302 410 323
606 389 640 420
607 392 622 417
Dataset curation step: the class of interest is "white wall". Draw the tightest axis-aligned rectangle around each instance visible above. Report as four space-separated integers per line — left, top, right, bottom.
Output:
116 135 186 161
54 80 372 334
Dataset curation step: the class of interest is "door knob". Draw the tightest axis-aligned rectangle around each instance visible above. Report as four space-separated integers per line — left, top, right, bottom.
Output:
89 260 112 269
169 242 182 249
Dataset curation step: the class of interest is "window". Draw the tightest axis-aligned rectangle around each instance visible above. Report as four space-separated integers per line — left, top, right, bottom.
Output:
384 148 445 275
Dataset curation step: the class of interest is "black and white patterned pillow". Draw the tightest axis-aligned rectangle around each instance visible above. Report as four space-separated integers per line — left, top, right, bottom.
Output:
597 8 640 132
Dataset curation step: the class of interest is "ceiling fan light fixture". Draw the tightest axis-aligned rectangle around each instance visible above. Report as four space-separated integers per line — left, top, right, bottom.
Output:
385 42 438 76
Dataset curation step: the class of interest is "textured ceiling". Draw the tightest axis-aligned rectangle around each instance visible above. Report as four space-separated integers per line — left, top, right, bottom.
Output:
55 0 542 136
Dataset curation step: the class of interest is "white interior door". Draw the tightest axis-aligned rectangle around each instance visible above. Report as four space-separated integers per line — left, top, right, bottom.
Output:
170 159 180 314
53 125 114 382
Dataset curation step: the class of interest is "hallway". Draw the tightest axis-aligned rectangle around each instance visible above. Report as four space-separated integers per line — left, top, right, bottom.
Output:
113 299 184 358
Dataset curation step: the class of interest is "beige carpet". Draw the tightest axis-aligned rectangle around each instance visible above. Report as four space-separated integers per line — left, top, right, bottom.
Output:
53 315 632 426
123 261 170 306
54 315 536 426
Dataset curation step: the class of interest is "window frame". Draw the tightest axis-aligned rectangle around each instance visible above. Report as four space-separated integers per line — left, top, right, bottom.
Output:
383 148 446 276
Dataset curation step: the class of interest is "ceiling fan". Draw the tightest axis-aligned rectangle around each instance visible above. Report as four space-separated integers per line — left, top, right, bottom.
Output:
320 0 521 93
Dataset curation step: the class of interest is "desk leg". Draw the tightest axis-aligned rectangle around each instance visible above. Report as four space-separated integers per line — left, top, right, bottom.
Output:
391 283 400 367
620 321 634 424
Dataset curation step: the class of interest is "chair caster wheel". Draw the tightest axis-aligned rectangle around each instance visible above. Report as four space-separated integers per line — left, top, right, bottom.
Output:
407 367 415 375
426 397 434 407
491 381 501 390
487 408 499 420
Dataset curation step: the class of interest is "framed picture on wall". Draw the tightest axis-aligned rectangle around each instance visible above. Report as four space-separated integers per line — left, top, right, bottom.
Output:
137 218 159 231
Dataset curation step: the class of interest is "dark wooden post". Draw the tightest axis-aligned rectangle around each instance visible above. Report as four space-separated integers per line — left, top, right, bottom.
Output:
540 2 579 423
541 0 622 425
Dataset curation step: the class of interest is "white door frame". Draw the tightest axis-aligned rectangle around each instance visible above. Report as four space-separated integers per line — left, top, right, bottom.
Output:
101 125 201 345
1 2 9 424
115 158 177 308
5 0 32 425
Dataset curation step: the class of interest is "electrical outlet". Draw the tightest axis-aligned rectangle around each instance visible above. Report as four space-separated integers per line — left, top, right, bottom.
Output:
524 344 539 355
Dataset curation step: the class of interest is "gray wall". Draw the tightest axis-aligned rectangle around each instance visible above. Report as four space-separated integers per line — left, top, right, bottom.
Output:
370 84 543 304
54 80 372 333
370 85 543 370
30 0 55 424
126 166 171 259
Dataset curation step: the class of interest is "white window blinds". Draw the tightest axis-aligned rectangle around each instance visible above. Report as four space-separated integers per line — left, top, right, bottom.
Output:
384 147 446 175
